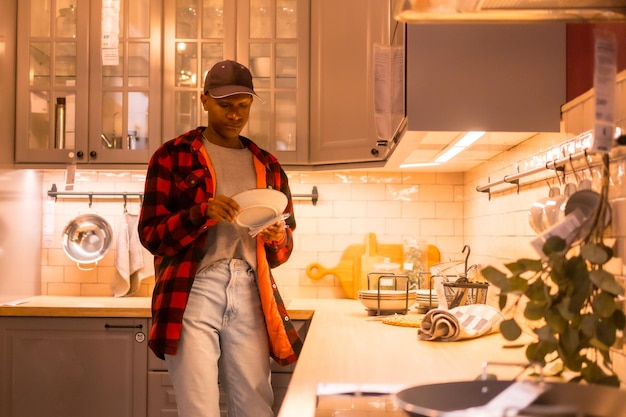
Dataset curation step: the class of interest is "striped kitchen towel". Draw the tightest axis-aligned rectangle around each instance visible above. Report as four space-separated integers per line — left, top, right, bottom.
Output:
418 304 503 342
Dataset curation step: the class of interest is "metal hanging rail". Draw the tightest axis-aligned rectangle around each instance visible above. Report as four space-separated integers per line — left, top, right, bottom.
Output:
47 184 320 206
297 185 319 206
475 150 592 197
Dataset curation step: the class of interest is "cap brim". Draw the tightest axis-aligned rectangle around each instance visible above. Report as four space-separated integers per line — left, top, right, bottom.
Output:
208 85 259 99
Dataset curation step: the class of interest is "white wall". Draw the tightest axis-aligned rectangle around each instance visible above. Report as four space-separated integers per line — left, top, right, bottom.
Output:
0 170 43 303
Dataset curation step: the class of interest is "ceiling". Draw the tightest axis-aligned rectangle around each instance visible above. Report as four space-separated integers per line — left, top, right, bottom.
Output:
384 130 541 172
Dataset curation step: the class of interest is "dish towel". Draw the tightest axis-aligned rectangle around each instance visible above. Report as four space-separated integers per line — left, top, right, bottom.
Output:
417 304 504 342
112 212 155 297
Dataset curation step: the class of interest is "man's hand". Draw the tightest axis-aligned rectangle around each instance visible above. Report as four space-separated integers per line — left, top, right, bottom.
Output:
258 220 287 243
206 195 240 222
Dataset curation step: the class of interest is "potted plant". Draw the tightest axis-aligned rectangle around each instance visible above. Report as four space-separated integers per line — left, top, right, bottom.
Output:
482 154 625 386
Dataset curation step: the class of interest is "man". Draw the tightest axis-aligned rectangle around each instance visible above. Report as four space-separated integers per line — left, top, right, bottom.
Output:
138 60 301 417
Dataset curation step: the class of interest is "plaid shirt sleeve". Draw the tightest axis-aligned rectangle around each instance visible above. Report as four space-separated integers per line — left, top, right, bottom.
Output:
139 131 216 258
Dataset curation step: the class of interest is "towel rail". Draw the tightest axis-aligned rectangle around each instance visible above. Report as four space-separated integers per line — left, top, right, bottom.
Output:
47 184 319 206
475 150 593 198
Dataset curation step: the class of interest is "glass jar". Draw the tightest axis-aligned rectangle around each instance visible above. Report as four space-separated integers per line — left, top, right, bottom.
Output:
403 238 428 289
369 258 402 290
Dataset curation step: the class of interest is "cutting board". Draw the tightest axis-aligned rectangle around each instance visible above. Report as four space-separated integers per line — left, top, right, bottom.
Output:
306 233 440 299
306 243 364 298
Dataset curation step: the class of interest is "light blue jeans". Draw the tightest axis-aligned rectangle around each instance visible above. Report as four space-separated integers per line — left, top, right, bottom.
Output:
165 259 274 417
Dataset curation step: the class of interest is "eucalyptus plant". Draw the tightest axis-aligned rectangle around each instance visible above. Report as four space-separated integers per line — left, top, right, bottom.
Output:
482 154 625 386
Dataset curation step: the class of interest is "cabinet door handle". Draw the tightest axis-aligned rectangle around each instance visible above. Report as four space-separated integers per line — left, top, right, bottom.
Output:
104 324 143 329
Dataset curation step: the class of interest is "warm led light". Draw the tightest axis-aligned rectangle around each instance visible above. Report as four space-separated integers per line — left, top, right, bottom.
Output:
435 146 465 163
433 131 485 163
400 162 440 168
456 131 485 147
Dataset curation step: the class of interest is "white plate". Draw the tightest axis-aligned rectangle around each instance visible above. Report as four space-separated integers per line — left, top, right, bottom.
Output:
359 298 415 311
358 291 417 300
232 188 288 228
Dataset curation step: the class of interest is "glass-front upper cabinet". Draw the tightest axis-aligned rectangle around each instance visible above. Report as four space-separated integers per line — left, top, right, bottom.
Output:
15 0 162 165
162 0 309 164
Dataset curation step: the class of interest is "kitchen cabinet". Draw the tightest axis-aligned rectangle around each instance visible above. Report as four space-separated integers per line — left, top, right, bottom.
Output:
147 318 310 417
0 317 148 417
162 0 310 165
15 0 162 165
405 23 566 133
0 1 17 166
308 0 406 167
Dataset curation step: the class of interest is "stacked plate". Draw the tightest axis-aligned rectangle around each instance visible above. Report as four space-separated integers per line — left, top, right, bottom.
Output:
415 289 439 310
358 289 417 315
231 188 288 237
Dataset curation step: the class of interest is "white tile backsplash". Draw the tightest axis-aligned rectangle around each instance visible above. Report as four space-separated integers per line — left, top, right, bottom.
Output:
39 166 470 299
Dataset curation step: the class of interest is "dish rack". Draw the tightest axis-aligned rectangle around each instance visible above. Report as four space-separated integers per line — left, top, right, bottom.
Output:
424 258 489 311
442 278 489 308
364 273 411 316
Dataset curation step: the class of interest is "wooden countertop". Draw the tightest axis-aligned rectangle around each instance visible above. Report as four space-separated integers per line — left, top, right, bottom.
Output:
0 296 313 321
280 298 530 417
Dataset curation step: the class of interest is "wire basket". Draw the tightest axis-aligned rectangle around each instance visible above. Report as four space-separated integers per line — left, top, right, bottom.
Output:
442 278 489 308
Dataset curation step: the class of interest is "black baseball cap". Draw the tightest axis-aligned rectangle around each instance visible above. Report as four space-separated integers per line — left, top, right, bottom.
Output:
203 60 258 98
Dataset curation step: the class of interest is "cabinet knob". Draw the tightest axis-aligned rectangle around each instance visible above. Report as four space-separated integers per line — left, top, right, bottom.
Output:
76 151 84 159
90 151 97 159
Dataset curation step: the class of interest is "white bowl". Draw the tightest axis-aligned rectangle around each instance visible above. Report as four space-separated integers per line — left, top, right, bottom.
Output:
359 296 415 311
231 188 287 228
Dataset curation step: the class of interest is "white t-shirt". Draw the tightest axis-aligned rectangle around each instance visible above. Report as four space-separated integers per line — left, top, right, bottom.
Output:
198 138 258 272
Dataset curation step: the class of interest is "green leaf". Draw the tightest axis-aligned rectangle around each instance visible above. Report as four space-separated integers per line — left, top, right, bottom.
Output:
482 266 509 290
590 336 611 351
525 339 557 365
534 325 558 344
593 290 617 318
543 236 566 255
581 242 612 265
612 309 626 331
548 255 569 286
498 293 508 310
560 349 584 372
505 258 543 274
566 256 589 283
559 326 580 355
589 270 625 296
500 318 522 340
595 318 617 349
580 314 598 337
569 270 593 312
508 276 529 293
525 342 543 365
525 279 549 304
524 301 547 321
556 298 576 321
545 308 568 333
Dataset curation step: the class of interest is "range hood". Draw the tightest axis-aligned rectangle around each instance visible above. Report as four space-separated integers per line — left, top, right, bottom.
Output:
394 0 626 23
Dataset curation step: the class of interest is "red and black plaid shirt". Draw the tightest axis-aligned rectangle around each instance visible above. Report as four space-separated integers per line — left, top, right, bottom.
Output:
138 128 300 362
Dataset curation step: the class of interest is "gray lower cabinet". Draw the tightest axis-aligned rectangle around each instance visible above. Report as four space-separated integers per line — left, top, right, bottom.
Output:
0 317 148 417
147 319 310 417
